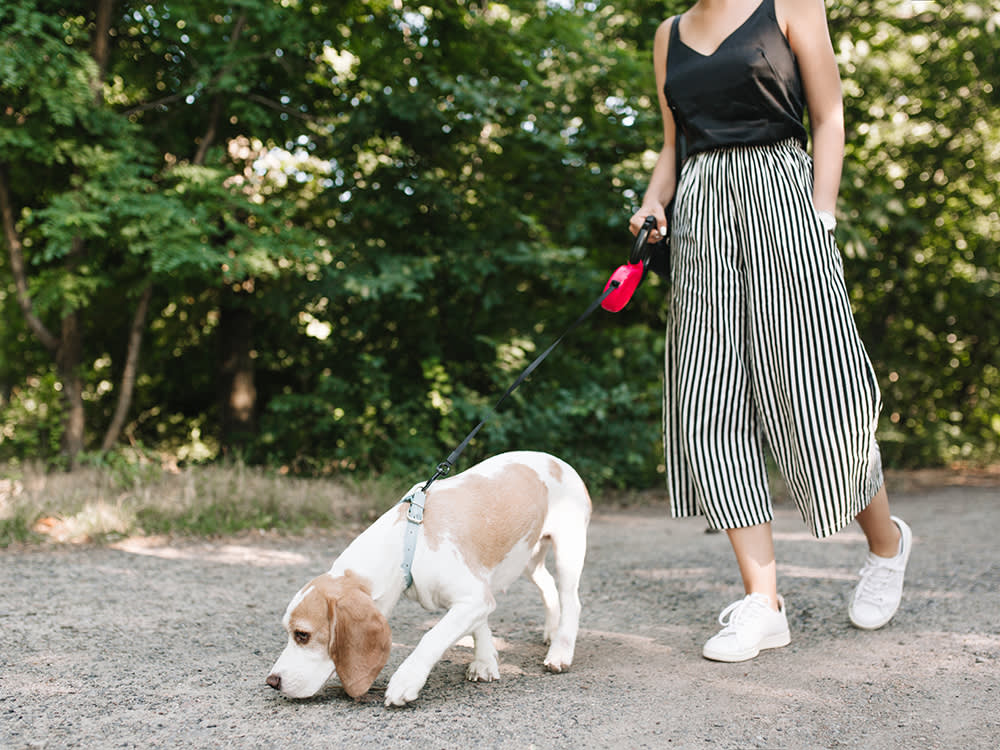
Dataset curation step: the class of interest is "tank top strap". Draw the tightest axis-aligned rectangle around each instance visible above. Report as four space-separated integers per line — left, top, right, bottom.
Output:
667 14 681 52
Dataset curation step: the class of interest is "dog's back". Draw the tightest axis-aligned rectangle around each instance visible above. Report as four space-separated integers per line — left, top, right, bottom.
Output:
420 451 590 581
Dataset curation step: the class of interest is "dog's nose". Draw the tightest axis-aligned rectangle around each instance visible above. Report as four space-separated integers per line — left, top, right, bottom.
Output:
266 673 281 691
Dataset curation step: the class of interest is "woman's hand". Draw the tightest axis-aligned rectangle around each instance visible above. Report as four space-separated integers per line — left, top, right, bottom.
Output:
629 205 668 243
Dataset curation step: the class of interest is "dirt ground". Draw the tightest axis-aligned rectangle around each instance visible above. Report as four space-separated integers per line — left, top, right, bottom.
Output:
2 482 998 749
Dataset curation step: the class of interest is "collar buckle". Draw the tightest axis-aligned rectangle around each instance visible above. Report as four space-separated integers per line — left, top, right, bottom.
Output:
404 489 426 525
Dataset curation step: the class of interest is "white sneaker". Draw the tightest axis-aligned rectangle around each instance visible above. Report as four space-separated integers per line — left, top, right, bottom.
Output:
849 516 912 630
702 593 791 662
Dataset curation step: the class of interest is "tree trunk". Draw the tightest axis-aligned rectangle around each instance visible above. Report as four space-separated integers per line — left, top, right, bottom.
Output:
218 293 257 454
92 0 114 86
3 167 91 467
208 13 255 457
101 283 153 452
91 0 154 457
56 301 86 466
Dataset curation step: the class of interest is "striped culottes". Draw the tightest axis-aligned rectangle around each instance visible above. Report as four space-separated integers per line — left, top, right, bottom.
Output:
664 139 884 539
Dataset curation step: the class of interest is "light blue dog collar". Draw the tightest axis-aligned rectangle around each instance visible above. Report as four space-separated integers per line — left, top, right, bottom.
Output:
399 489 426 589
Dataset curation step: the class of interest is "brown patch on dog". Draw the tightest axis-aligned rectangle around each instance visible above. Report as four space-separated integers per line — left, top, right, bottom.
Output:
547 458 564 483
422 463 548 571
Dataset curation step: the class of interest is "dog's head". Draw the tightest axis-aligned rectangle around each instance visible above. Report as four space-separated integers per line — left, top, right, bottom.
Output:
266 571 391 699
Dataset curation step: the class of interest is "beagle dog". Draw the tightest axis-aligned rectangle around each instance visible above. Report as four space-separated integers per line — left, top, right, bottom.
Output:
266 451 591 707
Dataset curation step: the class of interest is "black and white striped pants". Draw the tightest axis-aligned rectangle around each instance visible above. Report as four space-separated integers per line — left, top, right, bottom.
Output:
664 139 884 539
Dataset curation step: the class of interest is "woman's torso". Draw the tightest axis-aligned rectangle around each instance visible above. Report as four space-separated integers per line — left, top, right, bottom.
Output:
664 0 808 158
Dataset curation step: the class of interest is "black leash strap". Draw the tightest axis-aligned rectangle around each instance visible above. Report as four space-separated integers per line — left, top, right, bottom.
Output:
398 271 625 588
416 279 620 494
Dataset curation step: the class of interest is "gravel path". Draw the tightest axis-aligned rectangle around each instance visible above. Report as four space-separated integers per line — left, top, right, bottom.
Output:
2 485 998 749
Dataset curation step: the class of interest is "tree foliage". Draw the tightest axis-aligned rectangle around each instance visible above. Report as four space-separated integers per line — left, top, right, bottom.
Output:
831 1 1000 465
2 0 998 487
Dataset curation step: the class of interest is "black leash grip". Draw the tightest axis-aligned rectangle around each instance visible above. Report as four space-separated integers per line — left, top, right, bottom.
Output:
629 215 657 265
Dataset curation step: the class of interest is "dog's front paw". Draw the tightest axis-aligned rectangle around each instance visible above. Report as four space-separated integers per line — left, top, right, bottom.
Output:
466 656 500 682
384 663 427 707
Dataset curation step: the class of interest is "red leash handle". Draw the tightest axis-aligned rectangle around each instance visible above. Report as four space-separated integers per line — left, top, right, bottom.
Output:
602 216 657 313
600 262 643 312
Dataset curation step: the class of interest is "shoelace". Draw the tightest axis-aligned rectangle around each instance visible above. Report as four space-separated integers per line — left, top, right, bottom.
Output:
718 595 769 628
855 557 899 603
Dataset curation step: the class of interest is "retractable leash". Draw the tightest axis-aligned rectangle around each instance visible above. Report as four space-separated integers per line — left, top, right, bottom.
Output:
398 217 660 587
601 215 660 312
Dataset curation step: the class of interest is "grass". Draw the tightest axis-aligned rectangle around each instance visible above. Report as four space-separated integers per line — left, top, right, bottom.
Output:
4 457 997 548
0 460 401 547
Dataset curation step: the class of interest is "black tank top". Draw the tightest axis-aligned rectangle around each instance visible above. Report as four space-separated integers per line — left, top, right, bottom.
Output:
664 0 808 158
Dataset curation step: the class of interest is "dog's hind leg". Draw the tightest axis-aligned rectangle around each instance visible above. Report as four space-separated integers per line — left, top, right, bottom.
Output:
543 525 586 673
526 538 561 644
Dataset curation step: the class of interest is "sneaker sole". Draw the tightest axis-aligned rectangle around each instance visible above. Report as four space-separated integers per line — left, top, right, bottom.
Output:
702 630 791 663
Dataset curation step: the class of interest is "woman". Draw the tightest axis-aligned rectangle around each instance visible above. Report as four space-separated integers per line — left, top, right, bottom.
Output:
629 0 912 662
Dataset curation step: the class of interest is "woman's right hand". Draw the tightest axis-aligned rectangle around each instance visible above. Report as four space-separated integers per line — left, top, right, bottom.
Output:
629 205 668 243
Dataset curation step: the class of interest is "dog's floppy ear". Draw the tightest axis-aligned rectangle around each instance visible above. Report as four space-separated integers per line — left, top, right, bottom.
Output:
330 582 392 698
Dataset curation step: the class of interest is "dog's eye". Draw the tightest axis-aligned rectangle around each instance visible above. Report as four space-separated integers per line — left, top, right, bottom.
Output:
293 630 310 645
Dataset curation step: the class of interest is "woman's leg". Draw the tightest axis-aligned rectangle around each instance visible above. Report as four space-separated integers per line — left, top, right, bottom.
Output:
850 484 912 629
726 522 779 610
855 484 901 557
703 521 790 662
